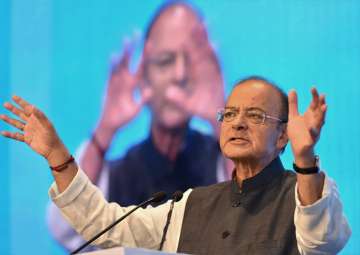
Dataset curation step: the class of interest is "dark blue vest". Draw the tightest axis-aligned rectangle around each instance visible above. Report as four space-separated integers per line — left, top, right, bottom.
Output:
177 157 300 255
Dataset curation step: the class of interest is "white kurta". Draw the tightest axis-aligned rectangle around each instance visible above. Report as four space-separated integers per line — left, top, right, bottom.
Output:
49 168 351 254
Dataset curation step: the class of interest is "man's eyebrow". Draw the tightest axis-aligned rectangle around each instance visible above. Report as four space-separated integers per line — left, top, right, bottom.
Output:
246 106 266 112
148 51 174 60
155 50 175 56
224 106 238 110
225 106 266 112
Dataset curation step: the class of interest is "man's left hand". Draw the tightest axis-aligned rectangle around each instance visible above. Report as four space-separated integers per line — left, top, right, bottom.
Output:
287 88 327 167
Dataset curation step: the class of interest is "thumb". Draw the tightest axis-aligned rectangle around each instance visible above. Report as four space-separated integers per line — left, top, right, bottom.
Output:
288 90 299 118
134 87 153 114
139 87 153 105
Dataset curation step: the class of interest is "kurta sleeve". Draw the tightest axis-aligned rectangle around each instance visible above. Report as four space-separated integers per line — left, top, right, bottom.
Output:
49 167 189 251
46 162 109 252
294 173 351 255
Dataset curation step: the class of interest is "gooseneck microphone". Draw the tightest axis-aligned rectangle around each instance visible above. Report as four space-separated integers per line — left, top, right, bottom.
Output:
71 191 166 254
159 190 184 251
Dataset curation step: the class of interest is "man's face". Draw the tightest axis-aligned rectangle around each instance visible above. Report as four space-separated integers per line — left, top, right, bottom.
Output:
143 5 201 129
219 81 287 163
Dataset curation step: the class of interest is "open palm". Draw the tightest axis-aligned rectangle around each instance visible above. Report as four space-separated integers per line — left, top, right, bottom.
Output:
1 95 63 159
287 88 327 158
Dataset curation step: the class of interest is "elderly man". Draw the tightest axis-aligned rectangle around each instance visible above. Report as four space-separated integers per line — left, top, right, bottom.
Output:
0 77 351 254
47 2 226 251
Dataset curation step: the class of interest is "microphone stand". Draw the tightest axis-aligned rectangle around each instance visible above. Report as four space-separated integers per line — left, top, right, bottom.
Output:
158 191 183 251
71 192 166 254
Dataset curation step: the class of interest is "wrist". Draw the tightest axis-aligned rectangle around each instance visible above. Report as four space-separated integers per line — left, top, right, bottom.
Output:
294 149 316 168
294 154 320 175
94 121 117 149
47 143 71 167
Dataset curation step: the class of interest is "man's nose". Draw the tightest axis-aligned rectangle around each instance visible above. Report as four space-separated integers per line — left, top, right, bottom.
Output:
173 53 188 86
231 112 248 130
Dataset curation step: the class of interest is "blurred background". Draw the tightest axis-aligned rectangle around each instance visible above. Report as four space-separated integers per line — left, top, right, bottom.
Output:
0 0 359 254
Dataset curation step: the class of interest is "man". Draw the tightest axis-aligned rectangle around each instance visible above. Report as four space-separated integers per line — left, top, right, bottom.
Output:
78 1 225 201
47 1 226 251
0 77 351 254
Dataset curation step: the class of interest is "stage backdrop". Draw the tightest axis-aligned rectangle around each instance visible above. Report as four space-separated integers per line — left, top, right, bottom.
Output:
0 0 359 254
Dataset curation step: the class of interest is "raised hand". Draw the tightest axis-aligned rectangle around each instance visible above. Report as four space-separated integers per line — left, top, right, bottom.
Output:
1 95 69 165
81 41 153 183
99 41 152 134
165 23 225 134
287 88 327 165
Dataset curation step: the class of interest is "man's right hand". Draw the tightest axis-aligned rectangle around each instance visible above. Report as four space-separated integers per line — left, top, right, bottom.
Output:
1 95 79 192
80 41 153 183
97 41 152 138
1 95 70 166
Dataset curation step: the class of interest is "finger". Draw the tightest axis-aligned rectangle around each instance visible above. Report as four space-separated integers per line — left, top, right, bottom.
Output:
185 31 220 75
318 104 327 126
311 104 327 138
288 90 299 117
309 101 327 141
319 94 326 106
32 107 48 123
134 51 145 82
142 86 153 101
0 114 26 131
191 22 209 49
3 102 28 121
191 42 217 66
119 39 134 70
129 87 153 117
135 41 154 82
1 131 25 142
321 103 327 113
111 39 134 74
310 87 320 110
12 95 34 116
137 87 153 108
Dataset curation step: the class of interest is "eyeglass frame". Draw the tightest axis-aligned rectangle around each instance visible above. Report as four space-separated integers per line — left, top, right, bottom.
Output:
217 107 287 125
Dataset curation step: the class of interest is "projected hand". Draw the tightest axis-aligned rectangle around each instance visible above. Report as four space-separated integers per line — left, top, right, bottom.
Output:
165 24 224 128
287 88 327 165
1 95 70 165
99 41 152 133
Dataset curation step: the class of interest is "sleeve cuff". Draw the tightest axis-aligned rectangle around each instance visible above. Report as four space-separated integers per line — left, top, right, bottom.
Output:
48 168 90 208
295 171 333 214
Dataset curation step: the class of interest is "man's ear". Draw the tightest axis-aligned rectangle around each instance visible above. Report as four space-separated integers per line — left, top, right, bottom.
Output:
276 124 288 151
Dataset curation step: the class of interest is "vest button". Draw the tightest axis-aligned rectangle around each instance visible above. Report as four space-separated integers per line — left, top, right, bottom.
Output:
232 202 240 207
222 230 230 239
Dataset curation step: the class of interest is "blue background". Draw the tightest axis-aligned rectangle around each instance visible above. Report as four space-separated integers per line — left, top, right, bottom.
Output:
0 0 359 254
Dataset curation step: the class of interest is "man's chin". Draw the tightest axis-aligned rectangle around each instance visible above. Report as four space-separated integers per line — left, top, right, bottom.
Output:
157 113 190 130
222 149 252 161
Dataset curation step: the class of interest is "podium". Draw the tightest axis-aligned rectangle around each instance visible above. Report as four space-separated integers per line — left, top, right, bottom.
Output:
80 247 187 255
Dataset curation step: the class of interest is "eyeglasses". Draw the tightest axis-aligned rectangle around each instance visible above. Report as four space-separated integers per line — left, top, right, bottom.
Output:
217 107 287 125
147 52 186 70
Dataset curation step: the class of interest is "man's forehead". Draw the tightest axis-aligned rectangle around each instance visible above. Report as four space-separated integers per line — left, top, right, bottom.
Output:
148 6 201 47
225 81 281 111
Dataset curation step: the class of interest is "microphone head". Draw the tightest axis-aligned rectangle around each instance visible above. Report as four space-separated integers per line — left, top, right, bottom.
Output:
151 191 167 203
172 190 183 202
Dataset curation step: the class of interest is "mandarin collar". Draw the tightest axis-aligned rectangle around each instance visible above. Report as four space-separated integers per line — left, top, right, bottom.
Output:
231 157 284 197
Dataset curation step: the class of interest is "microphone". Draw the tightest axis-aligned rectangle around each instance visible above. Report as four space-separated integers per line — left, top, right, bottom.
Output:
71 191 166 254
159 190 183 251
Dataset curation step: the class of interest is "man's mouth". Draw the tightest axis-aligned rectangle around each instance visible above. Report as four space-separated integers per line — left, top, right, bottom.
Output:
228 137 249 143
